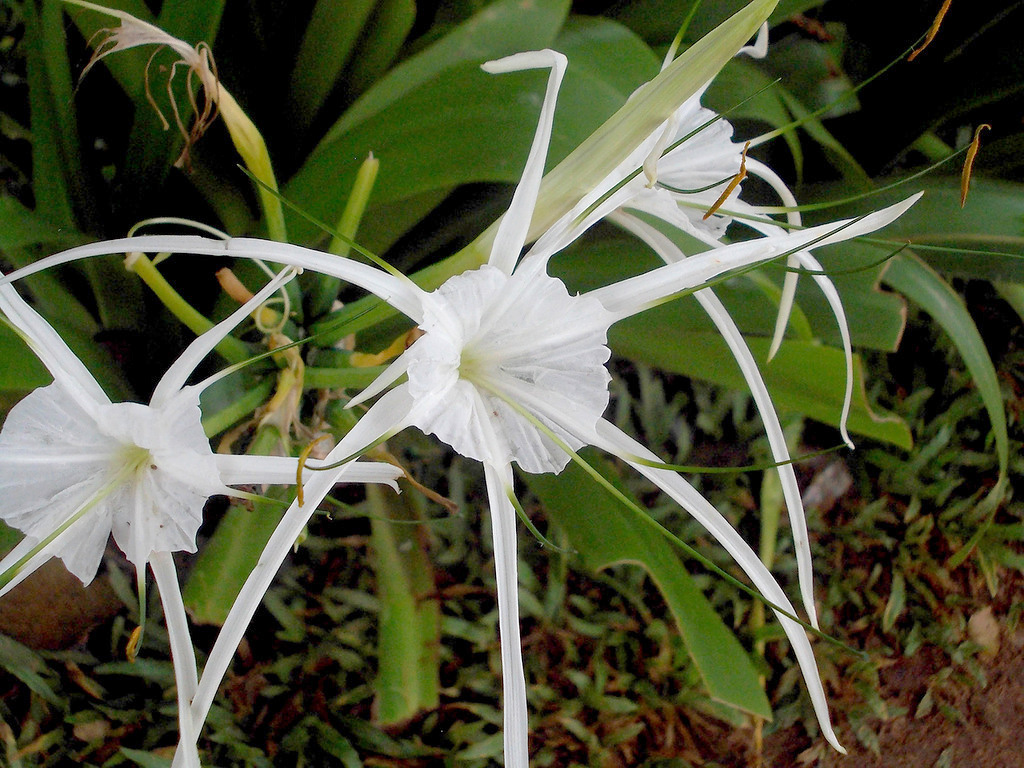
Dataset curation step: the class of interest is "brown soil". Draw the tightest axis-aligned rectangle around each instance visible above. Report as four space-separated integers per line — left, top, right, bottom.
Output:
760 625 1024 768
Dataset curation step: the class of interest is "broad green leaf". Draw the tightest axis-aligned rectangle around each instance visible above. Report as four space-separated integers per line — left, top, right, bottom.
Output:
319 0 571 142
527 452 772 719
287 0 572 244
0 196 86 250
614 325 912 448
883 252 1008 479
288 0 378 133
182 495 287 626
342 0 417 99
0 323 51 392
25 0 75 228
183 425 285 624
887 178 1024 282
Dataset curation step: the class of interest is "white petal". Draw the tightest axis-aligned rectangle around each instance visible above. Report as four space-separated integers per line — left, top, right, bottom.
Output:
185 386 414 736
482 50 568 275
610 211 818 624
0 383 117 583
592 195 922 318
151 552 202 768
153 266 299 406
587 418 844 753
483 462 529 768
0 235 426 325
0 281 109 415
346 353 410 408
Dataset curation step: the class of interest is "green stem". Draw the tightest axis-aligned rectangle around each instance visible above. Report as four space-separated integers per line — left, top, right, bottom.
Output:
126 253 251 364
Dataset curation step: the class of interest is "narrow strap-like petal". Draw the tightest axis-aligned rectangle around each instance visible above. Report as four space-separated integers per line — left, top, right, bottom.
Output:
152 267 298 406
483 461 530 768
0 536 55 600
181 386 414 748
591 195 922 319
795 250 855 450
482 50 567 275
214 453 403 489
151 551 202 768
0 281 108 414
346 352 410 408
743 157 803 361
0 235 426 324
611 211 818 626
586 418 845 754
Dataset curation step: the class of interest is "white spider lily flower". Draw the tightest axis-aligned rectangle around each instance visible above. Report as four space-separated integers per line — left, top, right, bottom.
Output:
0 266 401 768
526 26 852 630
3 51 920 766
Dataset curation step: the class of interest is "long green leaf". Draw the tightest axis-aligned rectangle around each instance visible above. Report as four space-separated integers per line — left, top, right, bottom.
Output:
288 0 377 133
883 252 1009 480
527 452 772 719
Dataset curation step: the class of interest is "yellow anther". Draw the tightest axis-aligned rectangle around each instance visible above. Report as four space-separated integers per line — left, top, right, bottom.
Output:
703 141 750 221
961 124 990 208
296 435 332 507
126 625 143 662
908 0 952 61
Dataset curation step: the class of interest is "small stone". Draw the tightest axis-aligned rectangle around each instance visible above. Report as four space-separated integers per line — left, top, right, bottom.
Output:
967 606 1000 659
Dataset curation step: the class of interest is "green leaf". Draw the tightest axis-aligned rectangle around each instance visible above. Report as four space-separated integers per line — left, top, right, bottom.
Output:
0 635 63 706
883 252 1008 479
288 0 378 133
0 322 51 392
342 0 417 99
287 0 572 244
888 178 1024 282
182 497 287 625
0 196 86 250
527 452 772 719
369 486 441 724
615 324 911 449
319 0 571 142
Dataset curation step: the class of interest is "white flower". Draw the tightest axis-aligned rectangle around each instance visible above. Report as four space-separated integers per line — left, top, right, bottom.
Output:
528 26 859 633
3 50 919 767
0 266 401 768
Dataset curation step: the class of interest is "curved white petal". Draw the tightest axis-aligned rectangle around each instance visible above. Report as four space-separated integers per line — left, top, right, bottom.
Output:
744 157 804 360
151 551 202 768
153 266 299 406
185 386 414 740
795 251 855 450
0 382 119 583
587 418 844 753
346 353 410 408
482 50 568 275
0 235 426 325
0 536 70 599
610 211 818 625
591 195 922 319
0 281 108 415
483 461 529 768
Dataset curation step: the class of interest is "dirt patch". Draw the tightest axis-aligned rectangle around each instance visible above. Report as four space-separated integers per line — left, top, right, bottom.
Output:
758 624 1024 768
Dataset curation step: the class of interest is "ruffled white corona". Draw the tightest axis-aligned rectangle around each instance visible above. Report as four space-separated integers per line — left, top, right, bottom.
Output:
0 384 225 583
407 264 613 474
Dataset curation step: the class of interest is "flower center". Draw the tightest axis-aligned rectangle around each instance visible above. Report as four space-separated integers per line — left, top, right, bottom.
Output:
406 264 614 474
